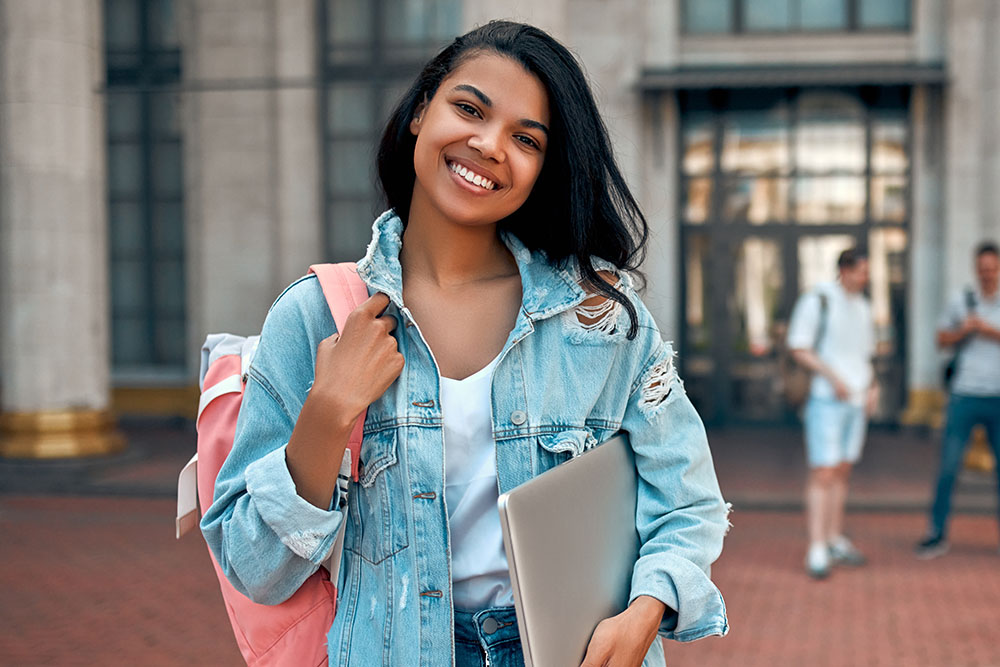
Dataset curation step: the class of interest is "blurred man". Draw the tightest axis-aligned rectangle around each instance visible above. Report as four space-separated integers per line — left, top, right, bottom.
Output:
788 248 878 578
916 241 1000 559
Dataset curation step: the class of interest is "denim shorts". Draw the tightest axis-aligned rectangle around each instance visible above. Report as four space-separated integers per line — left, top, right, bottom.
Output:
803 397 867 468
454 607 524 667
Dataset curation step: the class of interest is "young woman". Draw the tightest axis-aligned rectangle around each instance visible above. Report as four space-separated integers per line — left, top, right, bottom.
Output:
202 21 728 667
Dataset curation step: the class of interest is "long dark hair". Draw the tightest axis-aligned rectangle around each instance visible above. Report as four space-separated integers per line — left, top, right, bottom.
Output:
377 20 648 338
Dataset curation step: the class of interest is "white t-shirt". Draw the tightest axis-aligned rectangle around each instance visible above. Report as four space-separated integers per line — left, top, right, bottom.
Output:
939 287 1000 396
787 281 875 406
440 353 514 611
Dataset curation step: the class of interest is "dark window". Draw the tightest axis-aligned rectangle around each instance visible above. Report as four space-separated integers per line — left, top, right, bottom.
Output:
321 0 461 261
105 0 186 375
682 0 910 33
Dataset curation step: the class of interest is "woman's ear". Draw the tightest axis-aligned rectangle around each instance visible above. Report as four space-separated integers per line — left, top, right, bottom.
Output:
409 97 428 136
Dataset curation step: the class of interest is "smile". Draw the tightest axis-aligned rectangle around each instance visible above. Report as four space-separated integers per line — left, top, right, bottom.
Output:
447 160 497 191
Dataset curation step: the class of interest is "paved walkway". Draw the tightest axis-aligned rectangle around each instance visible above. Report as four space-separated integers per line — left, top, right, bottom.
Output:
1 420 998 666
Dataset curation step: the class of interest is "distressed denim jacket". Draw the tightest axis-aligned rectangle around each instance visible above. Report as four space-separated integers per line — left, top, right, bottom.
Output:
202 211 729 666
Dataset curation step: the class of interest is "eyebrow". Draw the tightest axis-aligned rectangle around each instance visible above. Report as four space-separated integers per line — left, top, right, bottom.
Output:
451 83 550 137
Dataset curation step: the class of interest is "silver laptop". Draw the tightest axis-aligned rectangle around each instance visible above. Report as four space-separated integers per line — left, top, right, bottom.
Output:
497 434 639 667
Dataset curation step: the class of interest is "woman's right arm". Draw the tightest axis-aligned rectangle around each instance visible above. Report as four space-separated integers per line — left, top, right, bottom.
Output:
286 292 403 509
200 279 402 605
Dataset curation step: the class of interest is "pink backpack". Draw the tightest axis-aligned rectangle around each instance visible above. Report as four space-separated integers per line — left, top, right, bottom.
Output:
176 263 369 666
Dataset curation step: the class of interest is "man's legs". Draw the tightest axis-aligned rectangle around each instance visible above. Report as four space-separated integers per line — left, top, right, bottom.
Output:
805 465 837 577
804 398 860 577
807 466 838 544
826 404 867 566
828 462 852 541
924 395 978 544
980 397 1000 539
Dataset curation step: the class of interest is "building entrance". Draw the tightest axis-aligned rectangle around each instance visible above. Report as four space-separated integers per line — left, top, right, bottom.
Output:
678 87 909 424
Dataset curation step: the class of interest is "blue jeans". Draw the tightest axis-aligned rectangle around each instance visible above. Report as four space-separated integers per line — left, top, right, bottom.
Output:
929 394 1000 538
454 607 524 667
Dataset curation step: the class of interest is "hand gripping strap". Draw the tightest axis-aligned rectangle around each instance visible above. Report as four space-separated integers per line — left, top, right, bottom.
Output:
308 263 369 483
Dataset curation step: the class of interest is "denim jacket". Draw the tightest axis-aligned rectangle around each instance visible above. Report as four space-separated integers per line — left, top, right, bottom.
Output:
202 211 729 666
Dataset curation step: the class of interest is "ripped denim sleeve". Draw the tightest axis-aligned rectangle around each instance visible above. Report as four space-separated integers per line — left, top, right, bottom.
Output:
634 340 683 420
622 338 730 641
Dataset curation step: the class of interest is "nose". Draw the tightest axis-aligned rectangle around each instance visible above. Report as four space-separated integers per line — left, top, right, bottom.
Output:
467 124 505 162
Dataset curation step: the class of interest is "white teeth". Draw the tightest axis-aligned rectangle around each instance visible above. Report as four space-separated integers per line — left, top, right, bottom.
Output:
449 161 495 190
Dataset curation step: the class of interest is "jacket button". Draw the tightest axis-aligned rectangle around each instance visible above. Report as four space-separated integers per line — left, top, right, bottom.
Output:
510 410 527 425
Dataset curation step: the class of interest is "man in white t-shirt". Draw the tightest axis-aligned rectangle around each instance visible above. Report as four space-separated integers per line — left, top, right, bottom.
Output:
787 248 879 579
916 241 1000 559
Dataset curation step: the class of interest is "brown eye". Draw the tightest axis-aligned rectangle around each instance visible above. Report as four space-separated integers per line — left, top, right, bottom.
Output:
455 102 481 117
515 135 541 150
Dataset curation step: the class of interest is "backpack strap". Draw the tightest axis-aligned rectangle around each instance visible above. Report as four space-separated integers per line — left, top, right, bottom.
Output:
308 263 369 484
308 263 370 582
813 292 829 352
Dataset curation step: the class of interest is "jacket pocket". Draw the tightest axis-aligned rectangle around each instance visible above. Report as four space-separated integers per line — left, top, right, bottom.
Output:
345 429 410 565
535 429 598 473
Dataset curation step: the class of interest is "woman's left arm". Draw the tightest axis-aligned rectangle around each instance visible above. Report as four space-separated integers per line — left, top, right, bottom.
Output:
582 338 730 666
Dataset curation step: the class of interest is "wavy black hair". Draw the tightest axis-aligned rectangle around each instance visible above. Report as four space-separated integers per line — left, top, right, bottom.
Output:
376 20 649 339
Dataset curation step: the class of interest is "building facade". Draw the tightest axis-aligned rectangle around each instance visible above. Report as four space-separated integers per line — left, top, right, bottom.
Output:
1 0 997 455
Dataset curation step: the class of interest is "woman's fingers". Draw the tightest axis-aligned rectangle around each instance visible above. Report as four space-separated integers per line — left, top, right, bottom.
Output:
357 291 391 317
580 622 612 667
311 291 404 418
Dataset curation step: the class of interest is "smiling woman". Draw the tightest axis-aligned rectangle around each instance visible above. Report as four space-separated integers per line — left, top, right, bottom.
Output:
201 20 729 667
408 52 549 229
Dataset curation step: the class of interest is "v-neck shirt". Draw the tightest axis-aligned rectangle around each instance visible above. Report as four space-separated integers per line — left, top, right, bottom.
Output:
440 351 514 610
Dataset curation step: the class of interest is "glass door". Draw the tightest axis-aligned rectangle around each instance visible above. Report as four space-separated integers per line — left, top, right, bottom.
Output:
678 87 909 424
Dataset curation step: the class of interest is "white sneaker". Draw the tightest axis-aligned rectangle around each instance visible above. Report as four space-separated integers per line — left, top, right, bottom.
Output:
829 535 866 567
806 542 831 579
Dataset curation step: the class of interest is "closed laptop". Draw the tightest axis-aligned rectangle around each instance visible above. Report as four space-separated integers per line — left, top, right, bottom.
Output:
497 434 639 667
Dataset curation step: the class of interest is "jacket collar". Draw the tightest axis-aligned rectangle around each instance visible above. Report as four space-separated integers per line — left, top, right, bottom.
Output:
356 210 587 320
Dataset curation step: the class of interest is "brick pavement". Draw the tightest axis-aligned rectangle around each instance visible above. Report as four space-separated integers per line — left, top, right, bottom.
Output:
0 496 242 666
2 495 999 666
669 510 1000 667
1 421 998 666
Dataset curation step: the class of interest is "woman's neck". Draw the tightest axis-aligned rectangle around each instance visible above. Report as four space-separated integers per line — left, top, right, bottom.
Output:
400 212 518 288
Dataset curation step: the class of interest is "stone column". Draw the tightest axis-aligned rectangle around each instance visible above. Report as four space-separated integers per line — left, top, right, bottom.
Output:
181 0 323 338
0 0 123 457
944 0 999 295
900 85 947 427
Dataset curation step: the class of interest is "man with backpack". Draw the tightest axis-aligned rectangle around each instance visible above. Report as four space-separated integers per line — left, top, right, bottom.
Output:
787 248 878 579
916 241 1000 559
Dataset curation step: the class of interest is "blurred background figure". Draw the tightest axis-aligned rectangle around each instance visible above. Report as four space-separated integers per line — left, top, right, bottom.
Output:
916 241 1000 559
787 248 878 578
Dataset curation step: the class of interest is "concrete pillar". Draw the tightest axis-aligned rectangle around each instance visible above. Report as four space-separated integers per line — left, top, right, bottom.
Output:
637 0 683 338
0 0 122 457
181 0 323 339
901 85 947 426
640 93 681 340
943 0 999 296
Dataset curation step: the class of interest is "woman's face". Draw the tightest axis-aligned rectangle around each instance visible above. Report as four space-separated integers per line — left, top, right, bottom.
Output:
409 52 550 228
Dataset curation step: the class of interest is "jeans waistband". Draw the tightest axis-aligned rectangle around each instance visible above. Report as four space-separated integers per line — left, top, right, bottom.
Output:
454 606 520 649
